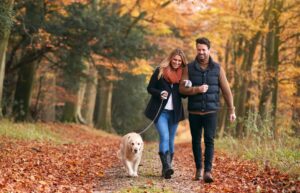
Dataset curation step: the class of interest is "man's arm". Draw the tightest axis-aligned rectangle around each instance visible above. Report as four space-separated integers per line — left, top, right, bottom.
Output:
179 66 205 95
219 66 235 114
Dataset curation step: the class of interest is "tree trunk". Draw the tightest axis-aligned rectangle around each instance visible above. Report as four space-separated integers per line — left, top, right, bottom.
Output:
258 0 278 119
235 32 261 138
95 69 115 133
0 0 14 118
75 79 87 124
0 37 9 118
61 84 82 123
82 66 98 126
270 1 281 138
13 61 37 121
292 37 300 137
258 0 282 138
40 72 56 122
231 36 245 137
62 101 77 122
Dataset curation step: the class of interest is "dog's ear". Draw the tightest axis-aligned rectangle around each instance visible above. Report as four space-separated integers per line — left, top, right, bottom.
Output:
127 136 131 140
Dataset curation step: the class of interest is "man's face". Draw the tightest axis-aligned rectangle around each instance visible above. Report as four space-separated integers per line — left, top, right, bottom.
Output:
196 43 210 61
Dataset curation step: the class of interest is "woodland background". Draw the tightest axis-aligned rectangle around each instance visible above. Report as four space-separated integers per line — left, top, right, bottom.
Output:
0 0 299 141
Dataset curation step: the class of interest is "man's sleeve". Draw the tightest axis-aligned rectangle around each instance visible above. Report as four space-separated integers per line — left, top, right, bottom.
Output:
219 66 235 113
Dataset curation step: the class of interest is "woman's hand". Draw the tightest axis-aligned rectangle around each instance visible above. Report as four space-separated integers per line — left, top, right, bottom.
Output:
160 90 168 100
183 80 192 88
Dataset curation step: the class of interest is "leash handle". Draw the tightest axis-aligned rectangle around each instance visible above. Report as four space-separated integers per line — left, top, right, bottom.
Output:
138 99 164 135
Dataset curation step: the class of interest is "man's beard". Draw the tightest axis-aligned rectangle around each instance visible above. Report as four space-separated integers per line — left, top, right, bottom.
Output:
197 54 208 63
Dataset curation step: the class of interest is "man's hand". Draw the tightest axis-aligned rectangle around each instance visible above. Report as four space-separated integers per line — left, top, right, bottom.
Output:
229 113 236 122
198 84 209 93
183 80 192 88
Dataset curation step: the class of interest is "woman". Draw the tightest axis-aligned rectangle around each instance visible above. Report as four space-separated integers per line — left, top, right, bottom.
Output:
144 48 187 179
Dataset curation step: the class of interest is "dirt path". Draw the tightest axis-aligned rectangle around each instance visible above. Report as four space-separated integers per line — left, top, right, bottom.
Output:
94 143 202 193
94 143 299 193
0 123 298 192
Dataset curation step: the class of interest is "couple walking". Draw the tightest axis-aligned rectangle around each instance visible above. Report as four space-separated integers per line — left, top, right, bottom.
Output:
144 37 236 183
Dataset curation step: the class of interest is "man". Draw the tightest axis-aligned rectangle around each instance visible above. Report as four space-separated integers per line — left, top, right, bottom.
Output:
179 37 236 183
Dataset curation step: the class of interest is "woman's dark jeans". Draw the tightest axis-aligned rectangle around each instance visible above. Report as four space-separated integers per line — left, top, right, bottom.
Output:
189 112 217 172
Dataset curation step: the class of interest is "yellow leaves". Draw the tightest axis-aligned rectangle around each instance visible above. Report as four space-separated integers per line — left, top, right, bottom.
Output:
149 23 173 35
39 180 47 185
30 175 36 181
109 0 187 35
97 170 104 177
130 59 153 76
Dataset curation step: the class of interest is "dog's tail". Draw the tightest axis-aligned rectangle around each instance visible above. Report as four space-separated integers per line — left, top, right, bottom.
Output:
117 150 121 159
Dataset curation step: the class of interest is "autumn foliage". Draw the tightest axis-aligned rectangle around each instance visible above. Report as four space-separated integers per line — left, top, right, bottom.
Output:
0 124 120 192
0 124 299 192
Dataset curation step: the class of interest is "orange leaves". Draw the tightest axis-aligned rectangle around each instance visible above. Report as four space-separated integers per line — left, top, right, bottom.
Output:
45 0 88 7
45 0 88 17
0 124 120 192
90 53 129 77
130 58 153 76
0 128 299 192
175 143 300 192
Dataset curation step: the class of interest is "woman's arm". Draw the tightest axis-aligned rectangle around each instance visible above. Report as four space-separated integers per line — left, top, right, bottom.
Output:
147 68 163 98
179 66 204 95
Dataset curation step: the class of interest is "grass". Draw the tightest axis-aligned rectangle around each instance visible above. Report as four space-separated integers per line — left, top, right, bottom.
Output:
215 135 300 178
0 119 63 143
119 186 173 193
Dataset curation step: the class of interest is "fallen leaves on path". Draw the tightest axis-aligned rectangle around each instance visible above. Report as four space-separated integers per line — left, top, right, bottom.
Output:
0 123 120 192
0 124 299 193
175 143 300 193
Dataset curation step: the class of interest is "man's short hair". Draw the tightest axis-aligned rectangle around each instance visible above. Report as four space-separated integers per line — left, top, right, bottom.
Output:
196 37 210 49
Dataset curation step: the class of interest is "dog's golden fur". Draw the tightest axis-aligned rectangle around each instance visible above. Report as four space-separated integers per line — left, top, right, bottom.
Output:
117 132 144 177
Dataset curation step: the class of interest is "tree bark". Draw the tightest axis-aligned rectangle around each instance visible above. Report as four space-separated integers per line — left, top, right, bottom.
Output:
235 32 261 137
82 66 98 126
13 60 37 121
292 36 300 136
62 101 77 122
40 72 56 122
95 69 115 133
0 0 14 118
258 0 282 138
75 78 87 124
270 1 282 138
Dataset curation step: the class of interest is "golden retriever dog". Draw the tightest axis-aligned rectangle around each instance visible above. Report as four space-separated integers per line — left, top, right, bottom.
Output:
117 132 144 177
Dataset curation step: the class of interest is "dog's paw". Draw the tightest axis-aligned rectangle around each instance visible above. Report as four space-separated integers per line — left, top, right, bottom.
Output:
133 173 138 177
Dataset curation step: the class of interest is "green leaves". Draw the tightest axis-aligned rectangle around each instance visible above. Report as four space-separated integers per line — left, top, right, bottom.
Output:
0 0 14 40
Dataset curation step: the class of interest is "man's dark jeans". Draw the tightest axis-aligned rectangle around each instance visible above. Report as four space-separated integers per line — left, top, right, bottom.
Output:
189 112 217 172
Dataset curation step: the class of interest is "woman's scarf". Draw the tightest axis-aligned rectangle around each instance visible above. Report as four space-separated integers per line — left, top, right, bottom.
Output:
163 66 182 84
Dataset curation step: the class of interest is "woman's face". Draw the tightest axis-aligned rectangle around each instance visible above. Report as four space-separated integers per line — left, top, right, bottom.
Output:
170 54 182 70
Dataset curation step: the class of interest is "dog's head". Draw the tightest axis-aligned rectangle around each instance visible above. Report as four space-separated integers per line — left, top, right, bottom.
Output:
127 134 143 154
